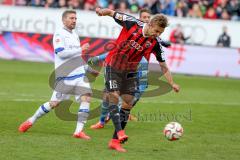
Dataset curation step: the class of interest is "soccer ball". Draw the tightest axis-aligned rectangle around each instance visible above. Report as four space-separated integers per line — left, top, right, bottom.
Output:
163 122 183 141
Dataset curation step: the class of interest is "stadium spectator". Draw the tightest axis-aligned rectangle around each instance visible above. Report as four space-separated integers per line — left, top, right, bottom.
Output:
204 6 217 19
1 0 14 5
186 0 200 8
67 0 82 9
44 0 58 8
188 3 203 18
215 0 228 18
169 24 190 44
161 0 176 16
84 0 97 11
200 0 214 8
226 0 240 21
220 9 230 20
134 0 145 8
217 26 231 47
15 0 27 6
28 0 44 7
143 0 161 14
98 0 108 8
116 0 130 13
197 1 207 15
213 0 223 8
107 0 115 10
57 0 67 8
128 0 139 13
175 0 189 17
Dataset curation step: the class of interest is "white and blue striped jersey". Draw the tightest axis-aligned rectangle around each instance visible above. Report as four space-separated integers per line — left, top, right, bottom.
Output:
53 27 86 78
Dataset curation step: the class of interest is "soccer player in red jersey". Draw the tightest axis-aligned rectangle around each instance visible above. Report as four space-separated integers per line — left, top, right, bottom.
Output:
90 8 171 128
96 7 180 152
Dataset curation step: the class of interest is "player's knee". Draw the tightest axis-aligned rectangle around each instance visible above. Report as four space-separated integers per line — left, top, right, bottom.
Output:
49 101 60 108
85 96 91 103
109 92 119 99
81 94 91 103
109 92 119 104
121 101 133 110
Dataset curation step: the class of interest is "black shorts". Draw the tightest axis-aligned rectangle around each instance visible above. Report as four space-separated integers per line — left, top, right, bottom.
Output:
104 65 138 95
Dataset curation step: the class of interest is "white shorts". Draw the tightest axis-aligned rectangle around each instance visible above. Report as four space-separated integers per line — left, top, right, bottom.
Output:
50 76 92 103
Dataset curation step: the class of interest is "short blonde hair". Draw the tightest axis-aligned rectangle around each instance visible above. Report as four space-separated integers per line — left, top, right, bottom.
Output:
62 10 76 20
150 14 169 28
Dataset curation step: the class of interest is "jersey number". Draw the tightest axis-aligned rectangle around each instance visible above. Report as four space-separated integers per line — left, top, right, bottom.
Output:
109 80 118 89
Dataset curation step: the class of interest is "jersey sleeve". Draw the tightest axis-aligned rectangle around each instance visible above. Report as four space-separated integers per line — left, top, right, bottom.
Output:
97 53 108 61
53 31 82 59
53 32 65 53
113 12 142 30
152 39 166 62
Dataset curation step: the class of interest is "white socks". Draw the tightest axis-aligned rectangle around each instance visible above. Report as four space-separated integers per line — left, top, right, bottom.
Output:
74 102 90 134
28 102 52 124
27 101 90 134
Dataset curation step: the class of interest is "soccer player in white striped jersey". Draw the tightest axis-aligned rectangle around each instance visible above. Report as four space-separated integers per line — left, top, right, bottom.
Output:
18 10 93 140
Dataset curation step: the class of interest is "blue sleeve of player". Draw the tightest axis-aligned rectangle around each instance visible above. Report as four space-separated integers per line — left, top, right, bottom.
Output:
88 52 108 65
137 57 149 93
98 53 108 61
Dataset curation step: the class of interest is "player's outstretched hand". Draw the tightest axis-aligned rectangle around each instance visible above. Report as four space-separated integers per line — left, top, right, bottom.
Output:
96 7 103 16
82 43 90 52
87 57 98 65
172 83 180 93
96 7 114 17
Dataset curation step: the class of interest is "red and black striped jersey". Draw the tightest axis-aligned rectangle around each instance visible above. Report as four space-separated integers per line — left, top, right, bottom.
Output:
105 12 165 71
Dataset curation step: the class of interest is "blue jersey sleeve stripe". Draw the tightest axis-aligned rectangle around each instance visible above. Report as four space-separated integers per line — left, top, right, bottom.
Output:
55 47 64 54
98 53 108 61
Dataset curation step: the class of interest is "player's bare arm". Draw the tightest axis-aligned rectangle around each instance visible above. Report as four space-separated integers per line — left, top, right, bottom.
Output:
159 62 180 93
95 7 115 17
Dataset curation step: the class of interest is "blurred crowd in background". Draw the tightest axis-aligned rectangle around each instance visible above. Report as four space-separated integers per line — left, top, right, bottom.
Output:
0 0 235 47
1 0 240 21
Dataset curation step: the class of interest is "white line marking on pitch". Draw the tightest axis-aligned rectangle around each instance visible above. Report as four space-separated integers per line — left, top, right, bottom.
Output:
0 92 239 106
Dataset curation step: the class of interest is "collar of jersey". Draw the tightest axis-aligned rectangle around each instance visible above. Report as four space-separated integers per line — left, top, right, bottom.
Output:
63 27 73 33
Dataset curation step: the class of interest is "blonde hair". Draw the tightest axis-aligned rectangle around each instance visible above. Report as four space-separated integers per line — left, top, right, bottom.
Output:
150 14 169 28
62 10 76 20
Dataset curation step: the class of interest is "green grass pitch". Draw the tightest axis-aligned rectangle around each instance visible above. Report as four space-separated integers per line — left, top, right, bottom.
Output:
0 59 239 160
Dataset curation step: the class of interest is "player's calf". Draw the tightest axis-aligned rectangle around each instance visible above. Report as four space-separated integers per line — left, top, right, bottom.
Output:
18 102 54 132
117 130 128 143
